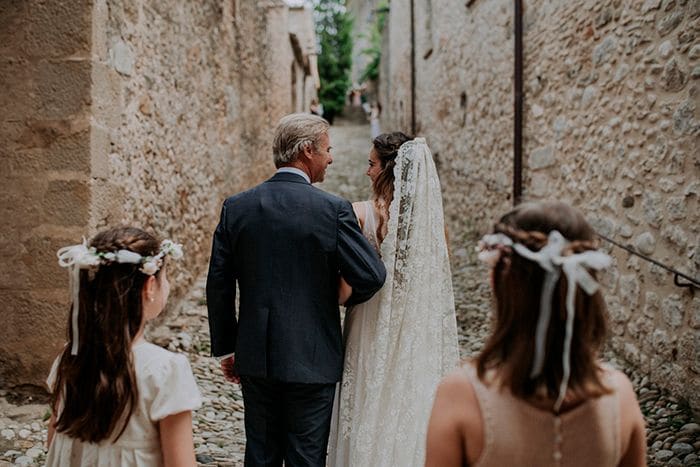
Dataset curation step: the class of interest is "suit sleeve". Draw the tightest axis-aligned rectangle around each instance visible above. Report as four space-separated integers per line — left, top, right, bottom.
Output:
206 202 238 357
337 200 387 306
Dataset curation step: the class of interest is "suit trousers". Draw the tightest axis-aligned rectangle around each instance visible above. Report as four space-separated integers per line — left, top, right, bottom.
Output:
240 376 336 467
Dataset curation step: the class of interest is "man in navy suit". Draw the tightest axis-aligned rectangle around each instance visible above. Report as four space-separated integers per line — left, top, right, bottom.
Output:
207 113 386 467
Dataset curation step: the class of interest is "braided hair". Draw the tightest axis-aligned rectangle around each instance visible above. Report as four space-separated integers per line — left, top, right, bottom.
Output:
476 201 610 403
370 132 412 243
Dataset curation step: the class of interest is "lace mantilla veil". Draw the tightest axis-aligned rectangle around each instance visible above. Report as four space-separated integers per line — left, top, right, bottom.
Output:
328 138 459 467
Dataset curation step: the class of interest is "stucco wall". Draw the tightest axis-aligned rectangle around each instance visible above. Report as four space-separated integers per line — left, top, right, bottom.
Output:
0 0 315 388
380 0 699 411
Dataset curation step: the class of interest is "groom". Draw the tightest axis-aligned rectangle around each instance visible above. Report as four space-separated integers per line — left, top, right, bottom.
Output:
206 113 386 467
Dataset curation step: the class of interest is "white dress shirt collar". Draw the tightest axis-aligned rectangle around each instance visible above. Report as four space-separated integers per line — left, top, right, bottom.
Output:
277 167 311 184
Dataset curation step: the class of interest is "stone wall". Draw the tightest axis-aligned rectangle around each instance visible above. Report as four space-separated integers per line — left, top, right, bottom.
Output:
1 0 95 390
0 0 318 389
379 0 699 411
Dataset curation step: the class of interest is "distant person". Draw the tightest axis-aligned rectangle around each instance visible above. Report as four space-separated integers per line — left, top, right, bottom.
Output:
206 113 386 466
47 227 200 466
425 201 647 467
310 98 323 117
328 133 459 466
369 102 382 139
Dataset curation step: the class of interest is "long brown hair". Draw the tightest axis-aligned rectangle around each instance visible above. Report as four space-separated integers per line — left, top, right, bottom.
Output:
476 201 610 402
51 226 162 443
370 131 412 242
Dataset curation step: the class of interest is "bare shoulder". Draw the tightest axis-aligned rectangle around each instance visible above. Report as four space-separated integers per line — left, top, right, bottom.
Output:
351 201 366 228
435 364 479 413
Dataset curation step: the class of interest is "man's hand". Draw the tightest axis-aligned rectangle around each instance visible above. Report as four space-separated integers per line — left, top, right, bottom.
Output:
221 355 240 384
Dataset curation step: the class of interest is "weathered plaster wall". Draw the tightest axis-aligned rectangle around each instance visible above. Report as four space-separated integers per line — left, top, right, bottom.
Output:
380 0 699 411
0 0 316 388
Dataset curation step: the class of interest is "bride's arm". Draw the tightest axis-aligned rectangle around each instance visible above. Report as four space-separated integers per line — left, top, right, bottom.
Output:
338 276 353 305
351 202 365 230
444 224 452 260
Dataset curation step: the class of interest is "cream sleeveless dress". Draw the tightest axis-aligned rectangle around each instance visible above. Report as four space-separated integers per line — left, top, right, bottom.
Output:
462 363 622 467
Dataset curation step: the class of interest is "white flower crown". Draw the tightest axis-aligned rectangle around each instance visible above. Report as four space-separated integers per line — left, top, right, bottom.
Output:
57 238 183 275
56 238 183 356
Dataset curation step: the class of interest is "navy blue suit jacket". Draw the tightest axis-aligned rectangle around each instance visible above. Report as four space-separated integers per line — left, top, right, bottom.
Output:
206 172 386 383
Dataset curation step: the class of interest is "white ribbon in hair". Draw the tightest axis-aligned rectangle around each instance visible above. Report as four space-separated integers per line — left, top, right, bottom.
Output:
551 249 611 411
477 229 611 412
55 239 183 355
57 239 100 355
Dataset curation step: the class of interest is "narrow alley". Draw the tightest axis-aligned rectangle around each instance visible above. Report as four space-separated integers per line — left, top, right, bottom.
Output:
1 117 698 466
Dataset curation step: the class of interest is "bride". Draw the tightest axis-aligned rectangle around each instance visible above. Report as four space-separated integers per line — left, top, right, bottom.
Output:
328 133 459 466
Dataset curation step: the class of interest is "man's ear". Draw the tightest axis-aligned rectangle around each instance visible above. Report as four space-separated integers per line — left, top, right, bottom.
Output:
301 142 314 160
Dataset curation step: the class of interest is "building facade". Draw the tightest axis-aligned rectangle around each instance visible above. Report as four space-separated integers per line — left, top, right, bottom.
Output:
379 0 699 412
0 0 319 389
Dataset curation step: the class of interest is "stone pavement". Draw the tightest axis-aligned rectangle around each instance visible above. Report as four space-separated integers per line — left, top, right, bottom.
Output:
1 117 698 466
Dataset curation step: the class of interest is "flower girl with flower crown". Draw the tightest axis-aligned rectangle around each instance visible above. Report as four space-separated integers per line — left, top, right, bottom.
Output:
46 226 202 467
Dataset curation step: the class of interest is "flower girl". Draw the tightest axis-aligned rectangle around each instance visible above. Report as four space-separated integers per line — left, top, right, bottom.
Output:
46 226 202 466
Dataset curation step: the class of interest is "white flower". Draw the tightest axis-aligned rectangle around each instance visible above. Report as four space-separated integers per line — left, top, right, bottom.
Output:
140 260 160 275
170 243 183 260
102 252 116 261
161 240 184 260
115 250 142 264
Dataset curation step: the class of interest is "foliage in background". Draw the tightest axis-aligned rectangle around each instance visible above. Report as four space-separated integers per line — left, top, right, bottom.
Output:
360 1 389 83
313 0 353 123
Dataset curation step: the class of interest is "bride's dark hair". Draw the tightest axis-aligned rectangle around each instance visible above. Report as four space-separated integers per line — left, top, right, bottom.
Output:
371 131 412 242
51 226 163 443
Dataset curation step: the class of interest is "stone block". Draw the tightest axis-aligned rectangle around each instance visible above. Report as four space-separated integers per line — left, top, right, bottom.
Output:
91 62 124 129
0 59 36 120
656 10 684 36
0 0 26 58
0 177 46 229
0 289 68 387
33 59 91 120
643 291 660 318
634 232 656 255
24 0 91 58
42 179 90 227
677 330 700 372
619 274 641 310
662 294 684 327
661 57 687 91
642 191 664 227
90 123 112 179
14 233 75 289
529 146 555 170
89 181 125 230
691 296 700 329
8 119 91 175
673 99 695 134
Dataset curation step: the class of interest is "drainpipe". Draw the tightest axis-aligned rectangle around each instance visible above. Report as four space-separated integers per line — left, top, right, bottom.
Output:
410 0 416 135
513 0 523 206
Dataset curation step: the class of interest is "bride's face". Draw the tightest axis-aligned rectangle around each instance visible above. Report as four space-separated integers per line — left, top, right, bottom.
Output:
366 148 381 183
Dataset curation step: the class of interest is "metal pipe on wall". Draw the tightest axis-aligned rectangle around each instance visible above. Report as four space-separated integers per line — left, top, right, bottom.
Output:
513 0 523 206
410 0 417 135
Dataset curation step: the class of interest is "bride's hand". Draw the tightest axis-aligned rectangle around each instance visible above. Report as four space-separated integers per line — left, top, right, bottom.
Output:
338 276 353 305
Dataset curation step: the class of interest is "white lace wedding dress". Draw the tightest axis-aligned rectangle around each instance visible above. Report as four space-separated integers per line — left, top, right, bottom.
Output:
328 138 459 467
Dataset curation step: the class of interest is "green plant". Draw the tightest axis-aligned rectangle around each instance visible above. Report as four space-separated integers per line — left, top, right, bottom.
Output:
359 2 389 83
314 0 353 123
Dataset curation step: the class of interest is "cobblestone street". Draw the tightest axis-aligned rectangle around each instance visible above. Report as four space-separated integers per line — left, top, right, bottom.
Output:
1 118 698 466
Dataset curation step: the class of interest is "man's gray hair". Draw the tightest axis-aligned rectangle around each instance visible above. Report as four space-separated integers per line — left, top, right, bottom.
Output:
273 113 330 168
